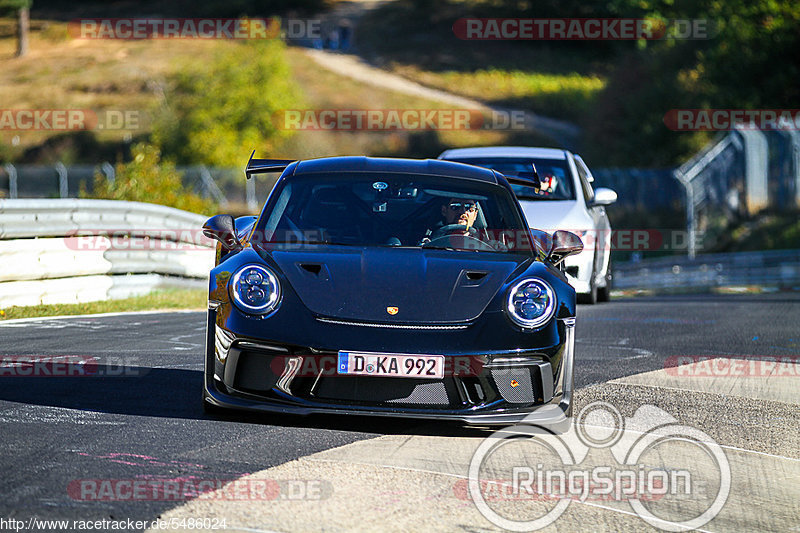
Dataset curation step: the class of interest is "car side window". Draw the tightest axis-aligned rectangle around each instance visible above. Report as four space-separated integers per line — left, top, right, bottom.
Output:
573 156 594 204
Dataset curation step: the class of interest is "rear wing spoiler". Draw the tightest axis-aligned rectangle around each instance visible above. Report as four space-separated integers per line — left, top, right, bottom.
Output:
245 151 296 179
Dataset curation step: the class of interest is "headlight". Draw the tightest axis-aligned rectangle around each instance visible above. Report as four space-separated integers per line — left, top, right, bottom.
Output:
230 264 281 315
506 278 556 329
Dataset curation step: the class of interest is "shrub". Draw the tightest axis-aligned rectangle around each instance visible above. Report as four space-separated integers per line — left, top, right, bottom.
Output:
152 39 300 168
84 142 217 214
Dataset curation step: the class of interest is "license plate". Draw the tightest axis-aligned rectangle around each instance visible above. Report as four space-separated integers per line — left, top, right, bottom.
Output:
337 351 444 379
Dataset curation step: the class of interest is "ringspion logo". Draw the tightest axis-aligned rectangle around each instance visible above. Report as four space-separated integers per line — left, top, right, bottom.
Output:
468 401 730 531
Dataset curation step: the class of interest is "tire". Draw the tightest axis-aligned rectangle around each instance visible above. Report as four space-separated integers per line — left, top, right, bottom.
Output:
597 264 612 302
577 280 597 305
597 285 610 302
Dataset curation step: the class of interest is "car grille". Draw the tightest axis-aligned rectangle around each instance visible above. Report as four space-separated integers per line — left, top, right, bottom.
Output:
313 376 451 406
225 344 555 410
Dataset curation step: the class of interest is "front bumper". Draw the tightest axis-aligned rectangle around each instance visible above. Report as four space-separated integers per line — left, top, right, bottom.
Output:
203 310 575 429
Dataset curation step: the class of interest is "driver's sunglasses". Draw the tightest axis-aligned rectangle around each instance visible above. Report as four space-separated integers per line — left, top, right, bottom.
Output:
448 202 477 212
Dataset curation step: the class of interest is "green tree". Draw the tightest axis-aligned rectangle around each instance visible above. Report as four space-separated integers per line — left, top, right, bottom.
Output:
84 142 217 214
0 0 31 57
584 0 800 166
153 39 300 168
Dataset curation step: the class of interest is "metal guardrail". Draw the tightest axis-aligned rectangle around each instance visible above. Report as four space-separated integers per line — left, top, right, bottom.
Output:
0 198 209 239
0 199 214 307
0 164 277 211
671 125 800 259
613 249 800 291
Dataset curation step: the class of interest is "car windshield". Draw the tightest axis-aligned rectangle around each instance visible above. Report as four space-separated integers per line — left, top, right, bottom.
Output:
254 172 532 253
447 157 575 201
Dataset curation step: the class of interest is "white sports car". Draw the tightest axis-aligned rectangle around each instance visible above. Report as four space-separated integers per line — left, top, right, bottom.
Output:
439 146 617 303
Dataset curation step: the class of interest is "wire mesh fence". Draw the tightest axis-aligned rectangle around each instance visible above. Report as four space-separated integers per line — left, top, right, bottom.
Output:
1 130 798 252
0 164 280 214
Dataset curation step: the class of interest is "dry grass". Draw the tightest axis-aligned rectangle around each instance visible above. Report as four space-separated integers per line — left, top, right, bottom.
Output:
280 47 514 159
0 288 206 320
0 18 544 162
0 19 227 153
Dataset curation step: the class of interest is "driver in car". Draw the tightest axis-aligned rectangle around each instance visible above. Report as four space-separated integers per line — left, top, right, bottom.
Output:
419 197 479 244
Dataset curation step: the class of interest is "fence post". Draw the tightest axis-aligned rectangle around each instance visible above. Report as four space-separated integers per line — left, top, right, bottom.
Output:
674 169 696 260
101 162 115 187
55 162 68 198
198 166 228 207
3 164 17 199
733 125 769 214
246 178 257 211
778 128 800 208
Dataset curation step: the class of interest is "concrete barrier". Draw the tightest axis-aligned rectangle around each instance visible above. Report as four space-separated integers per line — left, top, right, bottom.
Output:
613 249 800 293
0 199 215 307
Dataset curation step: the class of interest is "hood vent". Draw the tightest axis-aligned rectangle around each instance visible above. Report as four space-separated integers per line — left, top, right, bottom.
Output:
296 262 330 281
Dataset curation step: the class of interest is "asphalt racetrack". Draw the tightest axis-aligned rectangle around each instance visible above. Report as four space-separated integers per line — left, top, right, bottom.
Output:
0 293 797 532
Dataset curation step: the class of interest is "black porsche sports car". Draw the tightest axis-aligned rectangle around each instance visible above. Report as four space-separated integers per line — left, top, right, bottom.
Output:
201 155 583 426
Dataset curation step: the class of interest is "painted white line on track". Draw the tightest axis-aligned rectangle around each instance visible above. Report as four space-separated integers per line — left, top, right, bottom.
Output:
610 357 800 405
0 308 204 326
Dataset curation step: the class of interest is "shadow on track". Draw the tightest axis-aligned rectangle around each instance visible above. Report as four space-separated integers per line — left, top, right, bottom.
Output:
0 365 495 437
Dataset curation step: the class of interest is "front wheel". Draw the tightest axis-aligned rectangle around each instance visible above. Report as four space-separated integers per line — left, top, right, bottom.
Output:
597 285 609 302
597 264 612 302
577 282 597 304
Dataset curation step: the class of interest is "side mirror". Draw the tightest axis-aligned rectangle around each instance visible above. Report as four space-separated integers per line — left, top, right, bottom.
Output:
591 187 617 206
548 230 583 266
203 214 240 250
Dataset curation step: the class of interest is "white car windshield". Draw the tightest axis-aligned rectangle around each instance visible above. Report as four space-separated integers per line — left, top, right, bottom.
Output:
447 157 575 201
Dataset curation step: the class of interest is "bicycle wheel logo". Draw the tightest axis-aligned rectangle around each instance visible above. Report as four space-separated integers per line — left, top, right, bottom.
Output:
468 401 731 531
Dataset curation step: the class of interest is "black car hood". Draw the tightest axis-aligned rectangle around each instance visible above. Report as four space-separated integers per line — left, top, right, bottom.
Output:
267 247 530 323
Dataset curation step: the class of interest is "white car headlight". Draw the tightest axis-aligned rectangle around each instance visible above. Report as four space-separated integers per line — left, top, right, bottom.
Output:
506 278 556 329
230 264 281 315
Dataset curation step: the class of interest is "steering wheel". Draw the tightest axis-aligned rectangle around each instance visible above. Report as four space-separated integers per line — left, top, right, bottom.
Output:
422 232 496 251
437 224 475 236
